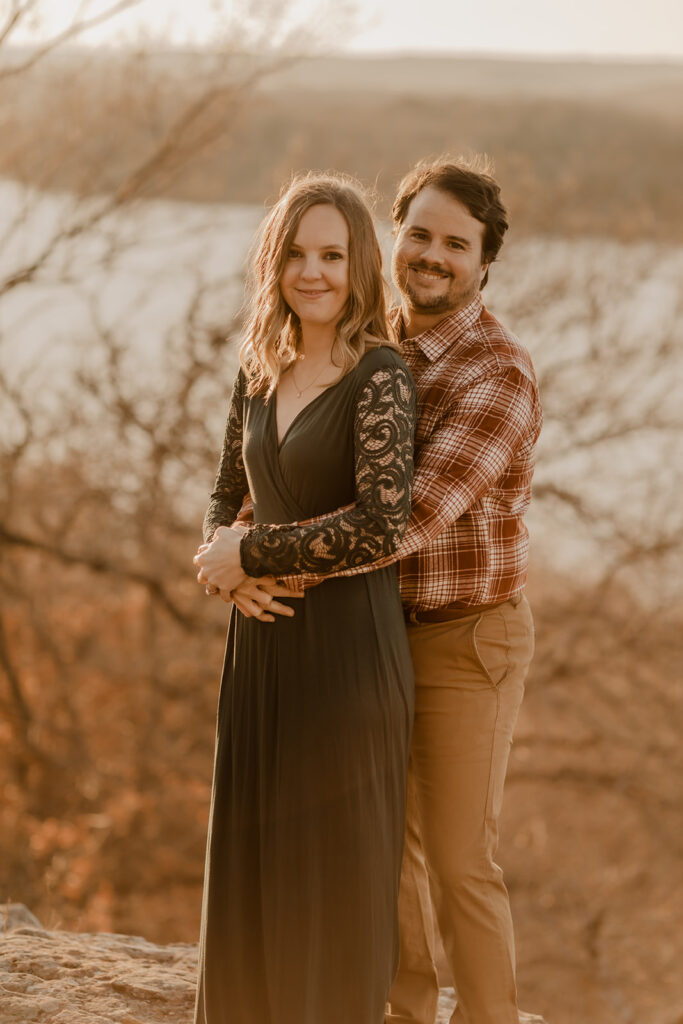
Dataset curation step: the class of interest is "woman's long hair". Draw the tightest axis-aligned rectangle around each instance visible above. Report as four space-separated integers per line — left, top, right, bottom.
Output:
240 172 394 397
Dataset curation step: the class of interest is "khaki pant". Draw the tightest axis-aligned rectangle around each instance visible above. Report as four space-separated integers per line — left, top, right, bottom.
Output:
386 595 535 1024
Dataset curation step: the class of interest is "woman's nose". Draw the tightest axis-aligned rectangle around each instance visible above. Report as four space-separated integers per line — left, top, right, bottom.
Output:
300 257 322 279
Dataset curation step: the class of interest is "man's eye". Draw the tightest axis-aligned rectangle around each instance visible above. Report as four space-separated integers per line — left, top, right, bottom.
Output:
448 242 464 250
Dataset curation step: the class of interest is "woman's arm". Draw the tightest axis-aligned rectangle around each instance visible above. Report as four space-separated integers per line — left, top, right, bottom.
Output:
202 370 250 544
239 362 416 577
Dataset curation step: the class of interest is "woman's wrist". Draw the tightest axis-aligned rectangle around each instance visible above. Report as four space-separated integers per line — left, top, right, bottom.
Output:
239 530 254 577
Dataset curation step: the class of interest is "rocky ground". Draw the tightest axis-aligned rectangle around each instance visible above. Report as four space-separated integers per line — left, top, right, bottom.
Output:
0 904 461 1024
0 905 197 1024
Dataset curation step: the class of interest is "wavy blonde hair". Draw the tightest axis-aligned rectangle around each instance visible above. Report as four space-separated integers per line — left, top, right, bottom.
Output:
240 172 394 397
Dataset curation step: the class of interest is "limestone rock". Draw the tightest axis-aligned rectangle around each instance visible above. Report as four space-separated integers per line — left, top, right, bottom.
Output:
0 919 197 1024
0 904 44 933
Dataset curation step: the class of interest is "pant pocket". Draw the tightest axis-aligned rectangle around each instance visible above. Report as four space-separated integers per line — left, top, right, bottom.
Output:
471 608 511 687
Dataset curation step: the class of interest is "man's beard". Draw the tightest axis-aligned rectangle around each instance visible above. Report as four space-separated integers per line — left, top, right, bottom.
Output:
396 262 480 316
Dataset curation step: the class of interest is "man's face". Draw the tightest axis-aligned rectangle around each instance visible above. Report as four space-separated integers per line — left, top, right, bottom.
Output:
391 186 487 318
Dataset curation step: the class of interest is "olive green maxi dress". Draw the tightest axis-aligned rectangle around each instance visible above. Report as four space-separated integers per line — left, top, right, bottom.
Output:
194 347 416 1024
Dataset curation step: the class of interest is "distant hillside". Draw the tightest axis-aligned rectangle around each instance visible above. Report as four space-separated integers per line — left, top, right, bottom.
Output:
2 48 682 239
259 54 683 122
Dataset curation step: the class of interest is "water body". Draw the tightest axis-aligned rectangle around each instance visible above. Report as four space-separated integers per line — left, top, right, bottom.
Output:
1 181 681 591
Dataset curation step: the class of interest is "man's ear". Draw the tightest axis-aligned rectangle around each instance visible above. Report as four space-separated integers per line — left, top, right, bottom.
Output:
479 263 490 287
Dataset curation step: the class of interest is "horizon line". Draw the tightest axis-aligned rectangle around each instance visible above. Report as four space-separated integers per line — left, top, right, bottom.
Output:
2 42 683 65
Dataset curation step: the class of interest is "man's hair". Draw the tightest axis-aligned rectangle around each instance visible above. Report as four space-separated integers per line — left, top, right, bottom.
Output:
392 156 509 288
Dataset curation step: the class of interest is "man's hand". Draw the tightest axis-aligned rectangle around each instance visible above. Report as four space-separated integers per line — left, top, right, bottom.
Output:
194 525 246 594
230 577 304 623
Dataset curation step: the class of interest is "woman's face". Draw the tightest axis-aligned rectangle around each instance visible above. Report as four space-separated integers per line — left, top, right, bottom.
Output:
280 204 350 331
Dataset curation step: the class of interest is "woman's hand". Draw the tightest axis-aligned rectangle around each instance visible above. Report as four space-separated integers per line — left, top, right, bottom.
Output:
194 526 247 594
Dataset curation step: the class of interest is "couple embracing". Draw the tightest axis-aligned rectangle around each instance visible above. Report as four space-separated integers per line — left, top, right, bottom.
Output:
193 157 543 1024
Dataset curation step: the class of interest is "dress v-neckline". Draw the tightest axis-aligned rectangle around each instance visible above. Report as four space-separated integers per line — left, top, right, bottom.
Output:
272 348 384 450
274 377 346 451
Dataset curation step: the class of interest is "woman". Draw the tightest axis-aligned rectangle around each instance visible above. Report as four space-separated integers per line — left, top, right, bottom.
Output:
193 173 416 1024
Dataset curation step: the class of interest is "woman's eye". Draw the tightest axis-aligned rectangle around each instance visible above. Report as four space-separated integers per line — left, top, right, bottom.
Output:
324 252 343 260
288 249 301 259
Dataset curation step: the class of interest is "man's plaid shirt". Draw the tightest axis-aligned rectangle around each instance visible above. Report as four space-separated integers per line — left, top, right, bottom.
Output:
285 292 542 610
388 293 542 610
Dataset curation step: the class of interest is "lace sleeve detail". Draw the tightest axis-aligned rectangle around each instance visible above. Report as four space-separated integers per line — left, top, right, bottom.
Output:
240 363 416 577
202 370 249 543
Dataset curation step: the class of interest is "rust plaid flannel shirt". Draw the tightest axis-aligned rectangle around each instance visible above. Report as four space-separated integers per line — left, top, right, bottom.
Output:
237 293 542 611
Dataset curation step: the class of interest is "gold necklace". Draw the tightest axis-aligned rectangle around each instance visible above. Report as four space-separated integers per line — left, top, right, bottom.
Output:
289 359 332 399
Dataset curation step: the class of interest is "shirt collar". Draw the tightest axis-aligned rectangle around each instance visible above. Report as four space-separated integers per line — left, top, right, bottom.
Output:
391 292 483 362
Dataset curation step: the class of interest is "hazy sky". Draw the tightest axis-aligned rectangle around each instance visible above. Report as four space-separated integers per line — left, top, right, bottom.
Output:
14 0 683 59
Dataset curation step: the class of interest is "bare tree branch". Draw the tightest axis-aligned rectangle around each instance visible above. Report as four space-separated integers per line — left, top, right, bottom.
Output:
0 0 146 79
0 0 35 49
0 525 198 628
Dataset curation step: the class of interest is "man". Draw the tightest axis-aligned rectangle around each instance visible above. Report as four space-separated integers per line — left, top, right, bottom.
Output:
200 158 544 1024
377 160 542 1024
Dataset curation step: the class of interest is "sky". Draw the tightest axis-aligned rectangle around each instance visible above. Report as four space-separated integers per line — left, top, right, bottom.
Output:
11 0 683 59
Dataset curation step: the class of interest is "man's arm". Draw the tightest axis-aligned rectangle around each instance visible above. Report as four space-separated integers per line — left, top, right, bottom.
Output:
233 493 254 529
283 367 540 587
393 367 540 555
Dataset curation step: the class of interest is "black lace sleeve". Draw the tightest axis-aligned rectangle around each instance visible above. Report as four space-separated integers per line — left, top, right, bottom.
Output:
202 370 249 543
240 362 416 577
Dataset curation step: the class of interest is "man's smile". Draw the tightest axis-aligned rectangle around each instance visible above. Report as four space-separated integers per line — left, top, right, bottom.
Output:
409 265 450 282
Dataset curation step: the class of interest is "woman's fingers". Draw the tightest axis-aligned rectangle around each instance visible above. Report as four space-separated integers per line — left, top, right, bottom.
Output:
195 563 301 616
